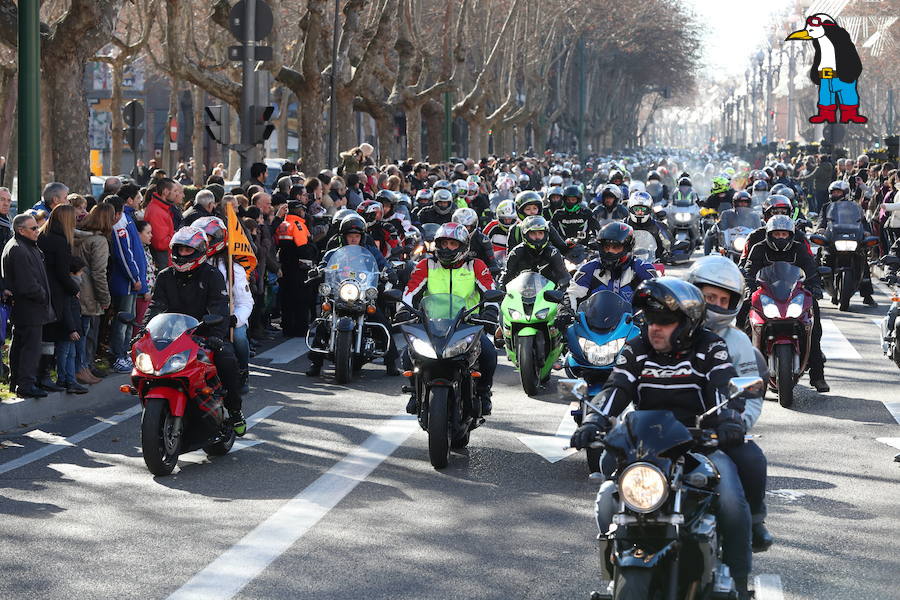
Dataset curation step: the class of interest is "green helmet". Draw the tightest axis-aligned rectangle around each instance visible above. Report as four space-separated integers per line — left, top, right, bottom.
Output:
562 184 583 212
711 176 730 195
520 215 550 252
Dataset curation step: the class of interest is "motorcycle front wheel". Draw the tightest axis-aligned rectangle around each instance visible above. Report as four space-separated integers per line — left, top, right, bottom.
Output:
613 567 654 600
517 336 541 396
775 344 795 408
141 400 182 476
333 329 354 384
427 387 451 469
838 269 854 312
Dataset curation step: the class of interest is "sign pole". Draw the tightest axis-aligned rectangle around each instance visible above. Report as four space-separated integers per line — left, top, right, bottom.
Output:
239 0 257 187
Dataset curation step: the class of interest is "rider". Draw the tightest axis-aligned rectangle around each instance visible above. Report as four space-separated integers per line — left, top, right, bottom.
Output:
543 185 565 219
570 277 754 600
672 176 696 204
705 190 756 256
411 188 433 222
501 215 571 290
703 176 734 212
306 214 397 377
357 200 392 257
483 199 518 256
551 185 600 243
817 180 877 306
143 226 247 436
645 169 669 203
507 190 569 255
452 207 500 275
625 191 671 262
743 215 829 392
401 223 499 415
565 221 656 312
738 195 803 266
687 256 774 552
591 184 629 222
416 188 455 225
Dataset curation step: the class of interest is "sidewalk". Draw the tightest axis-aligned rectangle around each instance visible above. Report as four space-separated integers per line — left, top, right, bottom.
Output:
0 373 134 433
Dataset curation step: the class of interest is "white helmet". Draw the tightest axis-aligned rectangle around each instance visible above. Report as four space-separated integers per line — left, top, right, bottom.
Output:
686 255 746 331
626 191 653 223
628 181 646 195
548 174 564 187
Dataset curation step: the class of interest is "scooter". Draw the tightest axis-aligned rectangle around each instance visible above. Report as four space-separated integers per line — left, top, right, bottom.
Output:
747 262 815 408
121 312 235 476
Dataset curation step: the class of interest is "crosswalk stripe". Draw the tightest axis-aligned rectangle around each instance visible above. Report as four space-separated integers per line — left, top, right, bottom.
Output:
754 574 785 600
254 337 309 364
819 318 862 359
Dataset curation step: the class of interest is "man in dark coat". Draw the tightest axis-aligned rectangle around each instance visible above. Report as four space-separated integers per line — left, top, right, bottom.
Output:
1 214 56 397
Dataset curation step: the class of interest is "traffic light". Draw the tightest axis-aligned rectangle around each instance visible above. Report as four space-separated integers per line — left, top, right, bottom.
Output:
251 105 275 144
122 100 145 151
205 105 226 144
124 127 144 150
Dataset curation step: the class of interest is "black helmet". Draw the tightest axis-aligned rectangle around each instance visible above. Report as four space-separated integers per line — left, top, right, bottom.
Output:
677 176 692 189
647 170 661 182
332 207 355 225
632 277 707 354
762 195 792 221
770 184 796 203
597 221 635 269
765 215 795 252
545 186 565 211
732 190 752 208
339 214 367 238
515 190 544 219
562 185 583 211
375 189 398 206
752 180 769 193
609 169 624 183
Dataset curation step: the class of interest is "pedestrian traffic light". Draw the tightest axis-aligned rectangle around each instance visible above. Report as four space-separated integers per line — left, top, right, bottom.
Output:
252 105 275 144
205 105 226 145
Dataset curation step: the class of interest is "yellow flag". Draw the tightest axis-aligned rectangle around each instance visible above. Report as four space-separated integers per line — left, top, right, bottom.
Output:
226 202 257 276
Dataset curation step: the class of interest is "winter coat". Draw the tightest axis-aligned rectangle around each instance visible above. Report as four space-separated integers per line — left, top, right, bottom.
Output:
110 207 148 297
1 233 55 325
37 229 80 340
143 195 175 255
73 229 112 316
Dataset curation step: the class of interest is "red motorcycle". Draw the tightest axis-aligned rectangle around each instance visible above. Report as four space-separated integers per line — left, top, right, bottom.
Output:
119 312 235 475
747 261 814 408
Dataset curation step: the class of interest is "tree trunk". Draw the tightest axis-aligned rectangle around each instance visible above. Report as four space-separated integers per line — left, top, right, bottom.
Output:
277 88 290 159
422 100 443 162
404 102 422 161
110 61 125 176
533 119 547 153
334 85 355 157
467 118 485 162
375 113 393 166
297 90 326 174
0 68 17 167
191 85 204 184
162 76 179 175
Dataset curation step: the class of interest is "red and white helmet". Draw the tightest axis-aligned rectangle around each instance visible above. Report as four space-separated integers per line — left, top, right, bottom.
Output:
192 216 227 256
169 226 209 273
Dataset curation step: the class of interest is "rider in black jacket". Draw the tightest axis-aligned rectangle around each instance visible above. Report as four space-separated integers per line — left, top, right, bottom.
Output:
551 185 601 243
625 191 671 261
501 215 570 290
592 184 629 222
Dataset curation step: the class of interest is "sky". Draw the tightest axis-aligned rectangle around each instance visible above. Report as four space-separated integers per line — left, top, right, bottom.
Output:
685 0 796 82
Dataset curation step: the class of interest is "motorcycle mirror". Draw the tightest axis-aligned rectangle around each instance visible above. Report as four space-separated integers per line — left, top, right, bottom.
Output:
655 210 667 219
864 236 880 247
482 289 506 304
557 377 587 400
817 266 833 276
384 289 403 303
117 311 135 325
728 376 764 401
881 255 900 266
543 289 565 304
809 233 827 246
202 314 225 327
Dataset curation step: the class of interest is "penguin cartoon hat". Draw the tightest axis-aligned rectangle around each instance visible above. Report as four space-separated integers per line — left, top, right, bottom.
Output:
785 13 867 125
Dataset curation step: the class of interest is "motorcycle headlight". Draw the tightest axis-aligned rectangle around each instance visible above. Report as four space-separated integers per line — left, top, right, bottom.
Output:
339 282 360 302
365 287 379 301
158 350 190 375
675 212 691 222
732 236 747 252
444 334 475 358
318 283 332 297
619 462 668 513
408 336 437 359
760 294 781 319
834 239 857 252
507 308 523 321
785 294 804 318
135 352 154 374
578 337 625 366
535 308 550 320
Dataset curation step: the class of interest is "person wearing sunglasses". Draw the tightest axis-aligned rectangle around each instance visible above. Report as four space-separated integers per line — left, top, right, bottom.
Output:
625 190 672 262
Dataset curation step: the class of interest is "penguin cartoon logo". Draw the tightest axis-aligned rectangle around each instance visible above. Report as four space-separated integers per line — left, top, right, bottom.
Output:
785 13 867 125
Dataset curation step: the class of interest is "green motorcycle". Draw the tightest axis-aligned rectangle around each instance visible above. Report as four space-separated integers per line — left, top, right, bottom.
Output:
500 272 566 396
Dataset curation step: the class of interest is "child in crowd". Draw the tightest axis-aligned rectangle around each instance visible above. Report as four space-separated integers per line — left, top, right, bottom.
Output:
56 256 88 394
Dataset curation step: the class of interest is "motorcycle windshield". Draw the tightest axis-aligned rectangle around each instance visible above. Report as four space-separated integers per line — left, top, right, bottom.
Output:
720 207 760 230
633 229 657 260
421 294 468 337
605 410 694 459
757 261 804 302
828 201 863 225
145 313 199 346
421 223 441 242
581 291 631 332
673 196 694 207
506 272 552 301
324 245 379 288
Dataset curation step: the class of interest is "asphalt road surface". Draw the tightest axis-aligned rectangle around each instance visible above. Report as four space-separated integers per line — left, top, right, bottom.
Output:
1 268 898 600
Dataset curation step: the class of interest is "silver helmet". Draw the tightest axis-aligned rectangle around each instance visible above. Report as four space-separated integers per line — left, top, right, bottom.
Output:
686 255 746 331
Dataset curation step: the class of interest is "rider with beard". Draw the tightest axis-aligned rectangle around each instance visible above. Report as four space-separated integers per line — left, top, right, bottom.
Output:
551 185 600 243
452 207 500 276
416 188 455 226
570 277 754 600
817 180 877 306
687 256 774 552
501 215 570 290
625 191 672 262
400 223 498 415
743 215 829 392
507 191 569 255
543 186 565 220
592 184 629 222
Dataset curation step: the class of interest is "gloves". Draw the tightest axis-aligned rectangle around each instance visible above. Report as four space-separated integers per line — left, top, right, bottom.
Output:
570 414 612 449
387 269 399 286
713 408 746 448
394 308 415 324
556 310 574 329
229 315 238 328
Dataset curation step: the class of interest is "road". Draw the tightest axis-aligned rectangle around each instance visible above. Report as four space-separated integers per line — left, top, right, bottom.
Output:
1 271 898 600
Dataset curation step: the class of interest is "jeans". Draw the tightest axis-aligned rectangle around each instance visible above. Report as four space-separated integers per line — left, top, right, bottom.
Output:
110 295 136 360
55 340 77 385
818 77 860 106
75 316 92 372
722 440 767 521
595 449 752 580
233 324 250 370
83 315 100 369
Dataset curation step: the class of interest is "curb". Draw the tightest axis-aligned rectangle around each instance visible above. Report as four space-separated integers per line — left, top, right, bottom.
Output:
0 373 134 433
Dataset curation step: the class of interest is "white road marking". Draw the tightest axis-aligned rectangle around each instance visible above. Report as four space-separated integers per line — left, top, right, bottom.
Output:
876 437 900 451
253 337 309 364
883 403 900 425
24 429 75 447
0 404 142 476
166 413 418 600
754 574 785 600
766 489 806 502
247 370 271 377
517 407 578 463
178 406 282 465
819 318 862 359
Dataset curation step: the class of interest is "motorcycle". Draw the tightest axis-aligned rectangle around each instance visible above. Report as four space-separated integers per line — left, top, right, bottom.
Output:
718 207 761 264
700 207 718 238
120 312 235 476
666 196 701 262
581 376 764 600
500 272 565 396
747 262 815 408
307 245 392 384
809 202 879 311
878 255 900 366
388 289 505 469
633 229 666 275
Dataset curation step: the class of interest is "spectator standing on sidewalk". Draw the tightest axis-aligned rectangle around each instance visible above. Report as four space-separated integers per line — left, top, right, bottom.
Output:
73 203 115 384
53 256 88 394
143 178 178 269
108 196 146 373
134 220 156 332
32 181 70 213
2 214 55 398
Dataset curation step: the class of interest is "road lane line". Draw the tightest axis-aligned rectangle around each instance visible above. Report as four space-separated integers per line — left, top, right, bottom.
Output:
754 574 784 600
517 406 578 463
876 437 900 451
819 318 862 359
24 429 76 447
253 337 309 364
0 404 142 476
880 403 900 425
178 406 283 464
166 413 418 600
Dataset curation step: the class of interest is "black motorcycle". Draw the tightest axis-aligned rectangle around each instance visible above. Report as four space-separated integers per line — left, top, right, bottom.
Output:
810 202 879 311
582 377 763 600
387 288 504 469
